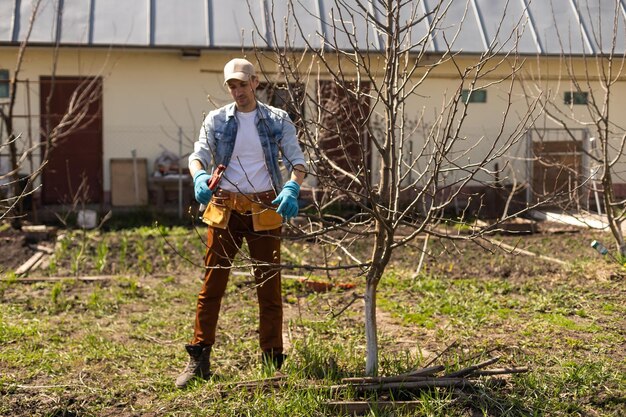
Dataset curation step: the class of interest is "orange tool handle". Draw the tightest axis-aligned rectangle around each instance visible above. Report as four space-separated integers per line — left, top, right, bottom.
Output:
208 164 226 191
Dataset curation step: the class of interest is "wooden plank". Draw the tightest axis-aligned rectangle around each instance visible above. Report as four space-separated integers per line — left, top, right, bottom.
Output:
9 275 115 282
30 254 49 271
15 252 45 275
30 244 55 254
111 158 149 206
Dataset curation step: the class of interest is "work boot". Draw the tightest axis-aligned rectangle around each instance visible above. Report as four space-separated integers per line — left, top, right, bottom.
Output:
175 344 212 389
262 349 287 371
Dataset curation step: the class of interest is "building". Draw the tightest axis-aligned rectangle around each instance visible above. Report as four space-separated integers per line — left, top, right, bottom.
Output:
1 0 624 214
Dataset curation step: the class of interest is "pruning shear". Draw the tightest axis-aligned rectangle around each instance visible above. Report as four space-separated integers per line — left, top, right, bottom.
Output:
198 164 226 216
207 164 226 191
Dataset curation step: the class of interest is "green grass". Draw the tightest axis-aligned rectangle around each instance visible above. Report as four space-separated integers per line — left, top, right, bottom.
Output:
0 226 625 416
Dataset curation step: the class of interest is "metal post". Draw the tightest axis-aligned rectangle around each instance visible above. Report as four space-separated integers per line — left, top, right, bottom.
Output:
178 127 183 219
131 149 139 205
525 130 532 206
589 136 602 215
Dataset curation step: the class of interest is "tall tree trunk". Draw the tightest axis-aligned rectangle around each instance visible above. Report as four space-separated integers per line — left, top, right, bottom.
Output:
364 227 390 376
364 278 379 376
602 171 626 256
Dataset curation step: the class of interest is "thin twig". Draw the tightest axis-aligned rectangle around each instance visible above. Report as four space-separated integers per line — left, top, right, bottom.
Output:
444 356 501 378
424 339 458 368
398 364 446 378
330 292 363 319
488 238 570 267
14 384 73 390
471 367 529 376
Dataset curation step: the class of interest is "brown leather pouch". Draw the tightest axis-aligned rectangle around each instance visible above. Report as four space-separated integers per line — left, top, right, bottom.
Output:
251 202 283 231
202 198 231 229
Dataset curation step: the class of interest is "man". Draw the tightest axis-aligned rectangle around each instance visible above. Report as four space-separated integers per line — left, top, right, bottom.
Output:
175 58 306 389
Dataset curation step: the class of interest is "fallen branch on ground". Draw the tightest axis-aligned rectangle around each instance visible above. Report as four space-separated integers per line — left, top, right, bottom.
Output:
488 238 570 266
471 367 529 376
5 275 118 282
444 356 501 378
331 377 469 392
340 365 446 384
326 356 528 413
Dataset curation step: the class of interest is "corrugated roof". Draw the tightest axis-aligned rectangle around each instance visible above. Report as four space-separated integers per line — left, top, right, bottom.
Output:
1 0 624 55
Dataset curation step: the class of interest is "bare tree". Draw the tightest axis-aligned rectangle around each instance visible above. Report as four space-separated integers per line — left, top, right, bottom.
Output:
522 0 626 256
0 0 104 220
0 0 43 219
239 0 570 375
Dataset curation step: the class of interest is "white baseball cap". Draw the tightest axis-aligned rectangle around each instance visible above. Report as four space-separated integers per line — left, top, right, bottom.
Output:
223 58 256 84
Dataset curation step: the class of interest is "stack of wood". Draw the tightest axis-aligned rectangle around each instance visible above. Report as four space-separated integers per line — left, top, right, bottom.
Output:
11 225 57 276
216 356 527 415
326 356 528 414
14 243 54 276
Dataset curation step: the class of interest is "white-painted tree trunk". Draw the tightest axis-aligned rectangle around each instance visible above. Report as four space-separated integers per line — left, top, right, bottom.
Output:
364 279 379 376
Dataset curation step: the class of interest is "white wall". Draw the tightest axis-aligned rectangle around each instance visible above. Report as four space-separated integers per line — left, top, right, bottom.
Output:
367 55 626 198
1 47 625 203
0 47 243 194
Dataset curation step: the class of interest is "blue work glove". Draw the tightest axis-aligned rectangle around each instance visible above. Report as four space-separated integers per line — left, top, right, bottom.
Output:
193 170 213 205
272 180 300 221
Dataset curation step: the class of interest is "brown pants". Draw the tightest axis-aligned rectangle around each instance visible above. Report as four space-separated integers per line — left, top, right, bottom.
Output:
192 210 282 352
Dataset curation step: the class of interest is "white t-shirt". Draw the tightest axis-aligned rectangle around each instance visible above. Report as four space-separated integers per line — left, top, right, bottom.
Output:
220 110 272 193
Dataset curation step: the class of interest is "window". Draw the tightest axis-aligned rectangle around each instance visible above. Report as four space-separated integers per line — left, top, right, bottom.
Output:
461 89 487 103
0 69 8 98
564 91 588 105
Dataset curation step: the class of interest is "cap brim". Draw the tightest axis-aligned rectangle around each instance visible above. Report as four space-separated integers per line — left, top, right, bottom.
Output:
224 72 251 84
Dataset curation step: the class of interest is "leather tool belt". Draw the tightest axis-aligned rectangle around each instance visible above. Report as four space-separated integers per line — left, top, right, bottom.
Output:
201 189 283 231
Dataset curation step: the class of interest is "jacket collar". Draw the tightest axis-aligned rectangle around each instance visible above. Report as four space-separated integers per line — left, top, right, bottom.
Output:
226 101 269 120
225 103 237 119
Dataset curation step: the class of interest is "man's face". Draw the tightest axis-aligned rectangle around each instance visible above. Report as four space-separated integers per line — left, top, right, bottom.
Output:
227 77 259 112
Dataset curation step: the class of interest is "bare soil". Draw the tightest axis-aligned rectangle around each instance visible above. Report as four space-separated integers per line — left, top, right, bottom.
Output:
0 226 40 272
1 218 624 416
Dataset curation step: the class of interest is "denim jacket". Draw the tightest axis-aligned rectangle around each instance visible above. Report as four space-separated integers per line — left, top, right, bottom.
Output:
188 102 306 192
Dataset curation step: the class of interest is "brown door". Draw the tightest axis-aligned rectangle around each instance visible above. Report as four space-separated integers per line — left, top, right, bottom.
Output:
40 76 103 204
532 140 583 205
317 81 371 189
